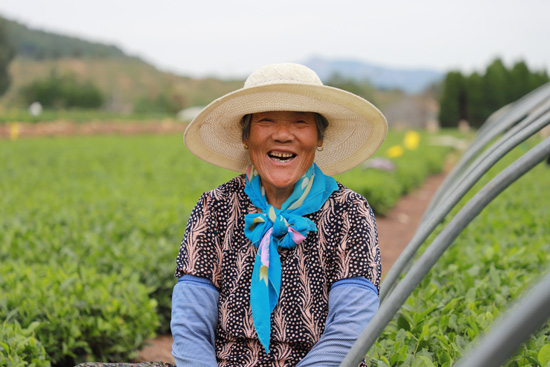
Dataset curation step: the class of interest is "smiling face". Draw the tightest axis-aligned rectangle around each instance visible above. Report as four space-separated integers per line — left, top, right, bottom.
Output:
245 111 322 208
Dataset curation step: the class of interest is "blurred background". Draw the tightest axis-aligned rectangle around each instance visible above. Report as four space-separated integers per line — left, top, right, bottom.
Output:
0 0 548 129
1 1 550 366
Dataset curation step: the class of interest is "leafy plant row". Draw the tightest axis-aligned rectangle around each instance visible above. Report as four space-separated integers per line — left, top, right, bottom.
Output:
0 131 457 366
0 319 49 367
1 262 158 366
367 140 550 367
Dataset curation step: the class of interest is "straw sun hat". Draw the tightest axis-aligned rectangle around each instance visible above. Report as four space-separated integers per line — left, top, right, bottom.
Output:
184 63 388 176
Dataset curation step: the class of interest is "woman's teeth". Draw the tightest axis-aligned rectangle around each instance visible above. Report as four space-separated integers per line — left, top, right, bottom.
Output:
269 152 295 162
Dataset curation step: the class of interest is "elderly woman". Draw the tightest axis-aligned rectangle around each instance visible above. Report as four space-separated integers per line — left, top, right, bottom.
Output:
171 63 387 367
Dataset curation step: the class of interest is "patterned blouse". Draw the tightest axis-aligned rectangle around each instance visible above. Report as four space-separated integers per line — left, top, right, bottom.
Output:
175 175 381 366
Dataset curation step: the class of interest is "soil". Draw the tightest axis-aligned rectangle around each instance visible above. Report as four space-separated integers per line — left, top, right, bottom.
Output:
0 120 187 138
135 172 448 363
1 121 446 363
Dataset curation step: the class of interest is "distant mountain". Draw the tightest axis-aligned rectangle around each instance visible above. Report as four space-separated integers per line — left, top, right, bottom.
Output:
303 56 444 94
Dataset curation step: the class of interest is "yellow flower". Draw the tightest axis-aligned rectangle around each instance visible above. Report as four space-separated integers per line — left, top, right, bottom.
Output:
386 145 404 158
403 131 420 150
10 123 20 141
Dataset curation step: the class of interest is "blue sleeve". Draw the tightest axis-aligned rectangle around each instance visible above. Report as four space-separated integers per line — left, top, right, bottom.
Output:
170 275 219 367
296 277 379 367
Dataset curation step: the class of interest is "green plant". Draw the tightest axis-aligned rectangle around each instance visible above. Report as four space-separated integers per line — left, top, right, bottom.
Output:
19 70 104 109
0 262 159 365
133 90 185 114
0 319 50 367
438 59 549 128
0 16 16 97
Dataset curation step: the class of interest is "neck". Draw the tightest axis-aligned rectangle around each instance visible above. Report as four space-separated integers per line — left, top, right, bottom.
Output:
263 185 293 209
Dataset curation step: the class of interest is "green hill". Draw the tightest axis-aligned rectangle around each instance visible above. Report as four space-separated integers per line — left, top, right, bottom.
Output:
3 17 137 61
0 15 243 114
4 57 243 113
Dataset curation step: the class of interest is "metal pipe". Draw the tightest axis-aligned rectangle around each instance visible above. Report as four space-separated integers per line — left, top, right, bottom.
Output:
380 109 550 301
441 99 550 200
476 83 550 137
339 138 550 367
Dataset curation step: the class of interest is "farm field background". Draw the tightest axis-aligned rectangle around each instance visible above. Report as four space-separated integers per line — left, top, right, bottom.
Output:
0 129 454 366
1 129 548 366
1 13 549 367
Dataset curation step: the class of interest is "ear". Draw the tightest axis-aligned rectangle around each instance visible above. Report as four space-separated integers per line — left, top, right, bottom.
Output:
317 139 324 147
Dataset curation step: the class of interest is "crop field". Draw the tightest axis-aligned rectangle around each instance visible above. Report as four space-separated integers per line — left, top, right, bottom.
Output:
2 130 547 366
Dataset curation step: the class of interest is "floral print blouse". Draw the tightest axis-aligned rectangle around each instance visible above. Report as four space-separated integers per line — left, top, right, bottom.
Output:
175 175 381 366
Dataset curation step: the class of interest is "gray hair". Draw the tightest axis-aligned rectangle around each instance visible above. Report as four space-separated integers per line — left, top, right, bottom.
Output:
240 113 329 143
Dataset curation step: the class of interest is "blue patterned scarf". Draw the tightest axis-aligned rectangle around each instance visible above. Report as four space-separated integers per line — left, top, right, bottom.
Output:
244 163 338 353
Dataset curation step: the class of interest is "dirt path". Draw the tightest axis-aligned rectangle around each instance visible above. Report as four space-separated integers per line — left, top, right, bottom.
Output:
136 171 447 363
0 120 187 138
377 172 446 273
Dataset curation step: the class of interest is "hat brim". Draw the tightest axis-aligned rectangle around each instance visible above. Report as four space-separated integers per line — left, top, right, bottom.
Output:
184 83 388 176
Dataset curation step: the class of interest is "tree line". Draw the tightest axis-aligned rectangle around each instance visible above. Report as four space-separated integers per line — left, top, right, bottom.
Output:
20 71 104 109
0 17 15 97
439 58 549 128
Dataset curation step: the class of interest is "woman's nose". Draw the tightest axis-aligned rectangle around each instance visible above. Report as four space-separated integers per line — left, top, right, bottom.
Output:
272 122 292 142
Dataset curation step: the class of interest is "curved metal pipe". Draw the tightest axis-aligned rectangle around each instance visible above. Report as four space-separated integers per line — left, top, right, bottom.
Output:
380 108 550 301
339 138 550 367
476 83 550 137
440 99 550 201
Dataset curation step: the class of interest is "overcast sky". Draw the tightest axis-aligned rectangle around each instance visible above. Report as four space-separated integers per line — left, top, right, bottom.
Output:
1 0 549 78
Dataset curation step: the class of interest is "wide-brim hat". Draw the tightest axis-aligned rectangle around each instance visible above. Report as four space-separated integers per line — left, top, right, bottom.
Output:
184 63 388 176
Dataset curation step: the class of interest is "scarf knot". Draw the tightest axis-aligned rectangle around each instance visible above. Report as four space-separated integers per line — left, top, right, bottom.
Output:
245 205 316 249
271 209 288 239
244 163 338 354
